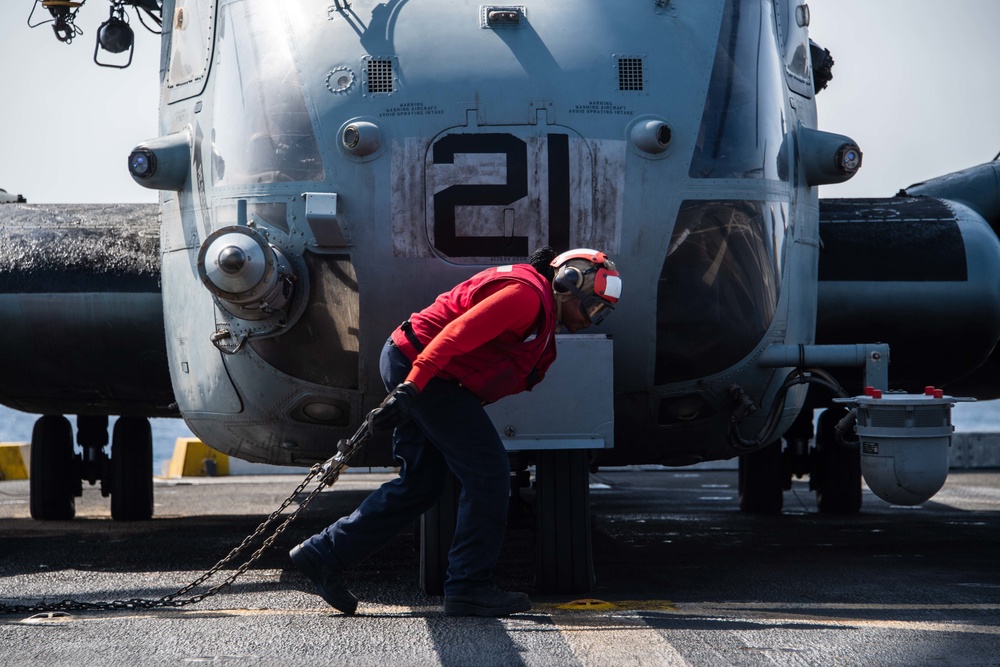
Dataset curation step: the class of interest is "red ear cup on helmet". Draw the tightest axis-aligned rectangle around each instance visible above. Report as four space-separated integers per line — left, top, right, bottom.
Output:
591 267 621 305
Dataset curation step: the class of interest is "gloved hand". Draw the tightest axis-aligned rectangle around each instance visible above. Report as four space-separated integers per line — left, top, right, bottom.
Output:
370 382 418 431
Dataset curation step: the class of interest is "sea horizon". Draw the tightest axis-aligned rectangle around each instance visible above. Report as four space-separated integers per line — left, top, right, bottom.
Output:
2 400 999 475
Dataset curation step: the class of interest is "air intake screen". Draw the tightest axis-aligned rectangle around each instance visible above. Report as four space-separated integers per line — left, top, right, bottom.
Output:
618 57 644 91
366 59 395 94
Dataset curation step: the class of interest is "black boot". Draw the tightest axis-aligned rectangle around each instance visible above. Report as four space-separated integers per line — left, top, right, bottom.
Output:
444 585 532 617
289 540 358 615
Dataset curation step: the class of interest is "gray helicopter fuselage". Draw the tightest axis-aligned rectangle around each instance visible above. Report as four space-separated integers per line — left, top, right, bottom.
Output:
152 0 826 466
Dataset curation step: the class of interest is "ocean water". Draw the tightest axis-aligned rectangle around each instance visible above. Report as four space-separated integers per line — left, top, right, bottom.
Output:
0 406 194 475
0 400 1000 475
3 399 1000 475
950 400 1000 431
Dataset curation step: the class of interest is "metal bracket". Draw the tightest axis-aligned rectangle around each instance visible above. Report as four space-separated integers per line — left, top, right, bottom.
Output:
757 343 890 390
303 192 351 247
481 6 525 29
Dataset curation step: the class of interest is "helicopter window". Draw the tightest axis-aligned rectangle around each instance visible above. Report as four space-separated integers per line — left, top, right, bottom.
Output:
166 0 215 103
655 199 787 384
773 0 814 97
210 1 324 186
213 201 289 234
690 0 788 181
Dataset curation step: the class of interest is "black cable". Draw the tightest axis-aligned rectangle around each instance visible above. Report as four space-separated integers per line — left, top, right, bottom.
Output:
134 3 162 34
728 367 852 452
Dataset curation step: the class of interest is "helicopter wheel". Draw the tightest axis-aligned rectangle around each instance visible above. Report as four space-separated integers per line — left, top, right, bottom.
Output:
813 408 862 514
110 417 154 521
419 472 460 596
29 415 77 520
738 439 784 514
535 449 595 594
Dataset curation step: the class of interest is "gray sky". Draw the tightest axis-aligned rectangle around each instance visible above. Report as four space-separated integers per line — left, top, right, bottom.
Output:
1 0 998 203
808 0 1000 198
0 3 160 203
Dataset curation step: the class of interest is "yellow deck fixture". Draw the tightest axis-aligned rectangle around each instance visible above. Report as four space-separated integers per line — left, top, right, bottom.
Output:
0 443 30 480
165 438 230 478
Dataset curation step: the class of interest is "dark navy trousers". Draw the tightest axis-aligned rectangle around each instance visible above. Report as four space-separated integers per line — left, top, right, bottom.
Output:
309 340 511 595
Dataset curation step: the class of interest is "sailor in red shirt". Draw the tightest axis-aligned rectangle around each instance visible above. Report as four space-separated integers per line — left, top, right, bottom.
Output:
290 247 622 616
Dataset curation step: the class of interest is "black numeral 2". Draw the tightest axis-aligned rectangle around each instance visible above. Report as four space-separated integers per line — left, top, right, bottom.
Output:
432 133 571 258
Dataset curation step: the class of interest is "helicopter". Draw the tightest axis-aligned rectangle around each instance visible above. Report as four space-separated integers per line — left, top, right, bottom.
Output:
2 0 999 594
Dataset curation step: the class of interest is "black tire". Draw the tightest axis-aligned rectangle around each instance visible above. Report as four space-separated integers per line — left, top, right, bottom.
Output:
738 439 784 514
110 417 154 521
29 415 77 520
419 472 460 596
814 408 862 514
535 449 594 594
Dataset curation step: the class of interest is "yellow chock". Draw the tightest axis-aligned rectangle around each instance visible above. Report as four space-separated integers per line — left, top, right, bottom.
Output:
557 599 619 611
0 443 30 480
166 438 230 478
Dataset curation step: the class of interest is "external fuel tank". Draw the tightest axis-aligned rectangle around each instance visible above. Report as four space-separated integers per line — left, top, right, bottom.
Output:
817 196 1000 395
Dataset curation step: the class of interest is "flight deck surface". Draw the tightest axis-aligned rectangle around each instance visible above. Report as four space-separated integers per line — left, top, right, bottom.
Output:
1 469 998 666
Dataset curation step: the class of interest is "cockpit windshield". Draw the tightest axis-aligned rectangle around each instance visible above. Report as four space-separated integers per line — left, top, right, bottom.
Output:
210 1 324 186
656 200 787 384
690 0 787 180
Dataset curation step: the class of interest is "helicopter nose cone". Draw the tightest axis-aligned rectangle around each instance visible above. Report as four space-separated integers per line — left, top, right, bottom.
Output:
217 245 248 275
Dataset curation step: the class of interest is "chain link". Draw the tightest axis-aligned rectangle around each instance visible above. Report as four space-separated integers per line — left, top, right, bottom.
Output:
0 419 373 616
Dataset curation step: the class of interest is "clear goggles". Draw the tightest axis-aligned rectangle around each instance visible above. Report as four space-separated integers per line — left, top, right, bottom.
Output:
570 287 615 325
579 293 615 325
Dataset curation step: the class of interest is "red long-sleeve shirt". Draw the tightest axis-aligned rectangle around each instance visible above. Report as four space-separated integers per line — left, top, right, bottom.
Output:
404 282 543 391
